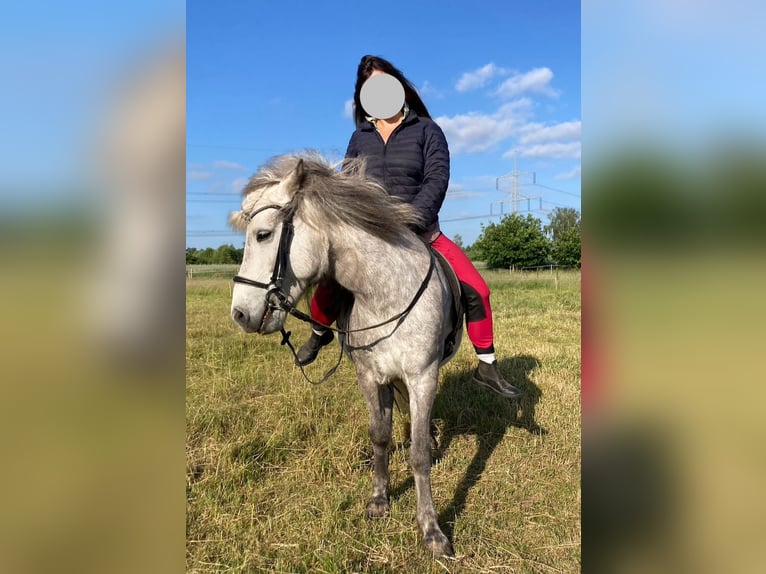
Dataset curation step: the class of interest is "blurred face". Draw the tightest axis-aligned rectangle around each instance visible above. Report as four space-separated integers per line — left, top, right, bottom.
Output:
359 71 404 120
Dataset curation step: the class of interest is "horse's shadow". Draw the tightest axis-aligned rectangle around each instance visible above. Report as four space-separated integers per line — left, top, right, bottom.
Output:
389 355 545 540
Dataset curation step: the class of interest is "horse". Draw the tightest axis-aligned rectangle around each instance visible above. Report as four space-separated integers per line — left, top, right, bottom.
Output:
229 153 461 557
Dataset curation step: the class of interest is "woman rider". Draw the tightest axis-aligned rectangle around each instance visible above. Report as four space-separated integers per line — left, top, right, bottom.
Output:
296 55 522 399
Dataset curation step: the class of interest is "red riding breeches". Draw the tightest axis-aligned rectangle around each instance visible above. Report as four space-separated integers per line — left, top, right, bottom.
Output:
308 233 495 353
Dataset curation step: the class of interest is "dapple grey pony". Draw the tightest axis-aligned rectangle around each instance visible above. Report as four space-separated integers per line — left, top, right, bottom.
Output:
229 154 460 557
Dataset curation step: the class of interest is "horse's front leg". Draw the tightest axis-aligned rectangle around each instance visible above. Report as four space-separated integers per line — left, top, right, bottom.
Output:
409 368 454 557
358 376 394 518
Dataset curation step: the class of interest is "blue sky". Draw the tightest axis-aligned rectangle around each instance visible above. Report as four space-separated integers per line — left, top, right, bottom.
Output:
0 1 183 194
187 0 581 248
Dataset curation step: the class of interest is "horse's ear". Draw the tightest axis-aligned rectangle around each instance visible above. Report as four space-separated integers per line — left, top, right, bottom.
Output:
284 158 306 194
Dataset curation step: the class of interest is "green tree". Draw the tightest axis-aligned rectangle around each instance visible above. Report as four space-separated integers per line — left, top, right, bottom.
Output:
463 242 480 261
186 244 244 264
453 234 464 249
545 207 581 268
551 226 581 267
213 244 241 264
545 207 580 242
473 213 550 269
186 247 199 264
197 247 215 264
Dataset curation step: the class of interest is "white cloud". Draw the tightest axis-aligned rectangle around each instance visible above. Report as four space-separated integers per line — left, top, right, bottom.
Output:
343 99 354 118
188 170 212 181
444 210 481 220
445 182 486 200
435 98 532 155
494 67 559 99
512 142 581 159
519 120 581 144
456 63 508 92
418 80 444 99
436 113 515 154
446 190 488 200
213 160 247 171
554 166 581 180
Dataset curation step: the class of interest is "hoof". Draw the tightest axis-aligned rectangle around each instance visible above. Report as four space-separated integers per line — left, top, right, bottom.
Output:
366 496 390 518
423 530 454 557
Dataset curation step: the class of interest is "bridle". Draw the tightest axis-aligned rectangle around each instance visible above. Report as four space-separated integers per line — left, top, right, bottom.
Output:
232 202 436 384
233 203 298 318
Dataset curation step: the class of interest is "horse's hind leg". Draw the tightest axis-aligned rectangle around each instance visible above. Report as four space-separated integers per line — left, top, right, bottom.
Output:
360 379 394 518
408 371 454 557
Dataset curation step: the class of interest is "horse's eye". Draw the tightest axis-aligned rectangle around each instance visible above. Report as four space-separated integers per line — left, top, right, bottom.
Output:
255 230 272 243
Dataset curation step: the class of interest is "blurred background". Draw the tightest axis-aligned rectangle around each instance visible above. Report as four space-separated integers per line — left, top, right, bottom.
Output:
1 1 765 572
0 2 184 573
583 1 766 572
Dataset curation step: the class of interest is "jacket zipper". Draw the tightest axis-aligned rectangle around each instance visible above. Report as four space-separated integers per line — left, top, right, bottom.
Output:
378 119 407 187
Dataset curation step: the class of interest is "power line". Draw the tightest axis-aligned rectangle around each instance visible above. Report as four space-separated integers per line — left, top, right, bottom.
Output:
494 155 580 218
531 183 581 198
441 213 500 223
495 150 536 214
187 143 283 152
187 199 241 203
187 231 242 237
187 143 345 155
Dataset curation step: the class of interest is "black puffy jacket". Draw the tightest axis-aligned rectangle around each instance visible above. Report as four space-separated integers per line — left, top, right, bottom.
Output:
345 109 450 235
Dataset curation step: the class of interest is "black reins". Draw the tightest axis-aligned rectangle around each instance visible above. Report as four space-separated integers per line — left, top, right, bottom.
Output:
233 203 436 384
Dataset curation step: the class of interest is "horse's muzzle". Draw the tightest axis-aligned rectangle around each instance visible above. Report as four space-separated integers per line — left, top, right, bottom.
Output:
231 306 258 333
231 303 283 334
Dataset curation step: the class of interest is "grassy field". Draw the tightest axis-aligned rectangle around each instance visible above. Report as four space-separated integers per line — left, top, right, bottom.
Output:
186 269 581 573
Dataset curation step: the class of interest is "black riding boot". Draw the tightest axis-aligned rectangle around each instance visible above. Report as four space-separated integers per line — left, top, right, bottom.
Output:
295 330 334 366
472 360 523 399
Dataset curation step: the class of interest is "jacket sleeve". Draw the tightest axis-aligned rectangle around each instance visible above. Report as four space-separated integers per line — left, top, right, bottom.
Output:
345 132 359 159
341 132 362 173
411 121 450 232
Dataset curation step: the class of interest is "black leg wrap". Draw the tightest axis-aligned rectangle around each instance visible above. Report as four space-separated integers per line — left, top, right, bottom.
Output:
474 344 495 355
460 281 488 323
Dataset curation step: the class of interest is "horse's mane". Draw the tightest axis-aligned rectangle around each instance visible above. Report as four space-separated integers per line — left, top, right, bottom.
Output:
238 153 424 245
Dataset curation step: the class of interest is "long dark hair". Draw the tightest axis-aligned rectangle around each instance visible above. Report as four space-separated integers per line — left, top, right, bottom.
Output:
352 55 431 127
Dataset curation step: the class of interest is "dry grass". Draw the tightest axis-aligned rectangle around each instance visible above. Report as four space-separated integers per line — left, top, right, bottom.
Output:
187 270 580 573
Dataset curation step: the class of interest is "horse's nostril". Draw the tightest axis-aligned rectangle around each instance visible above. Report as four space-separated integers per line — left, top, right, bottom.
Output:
232 307 249 326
